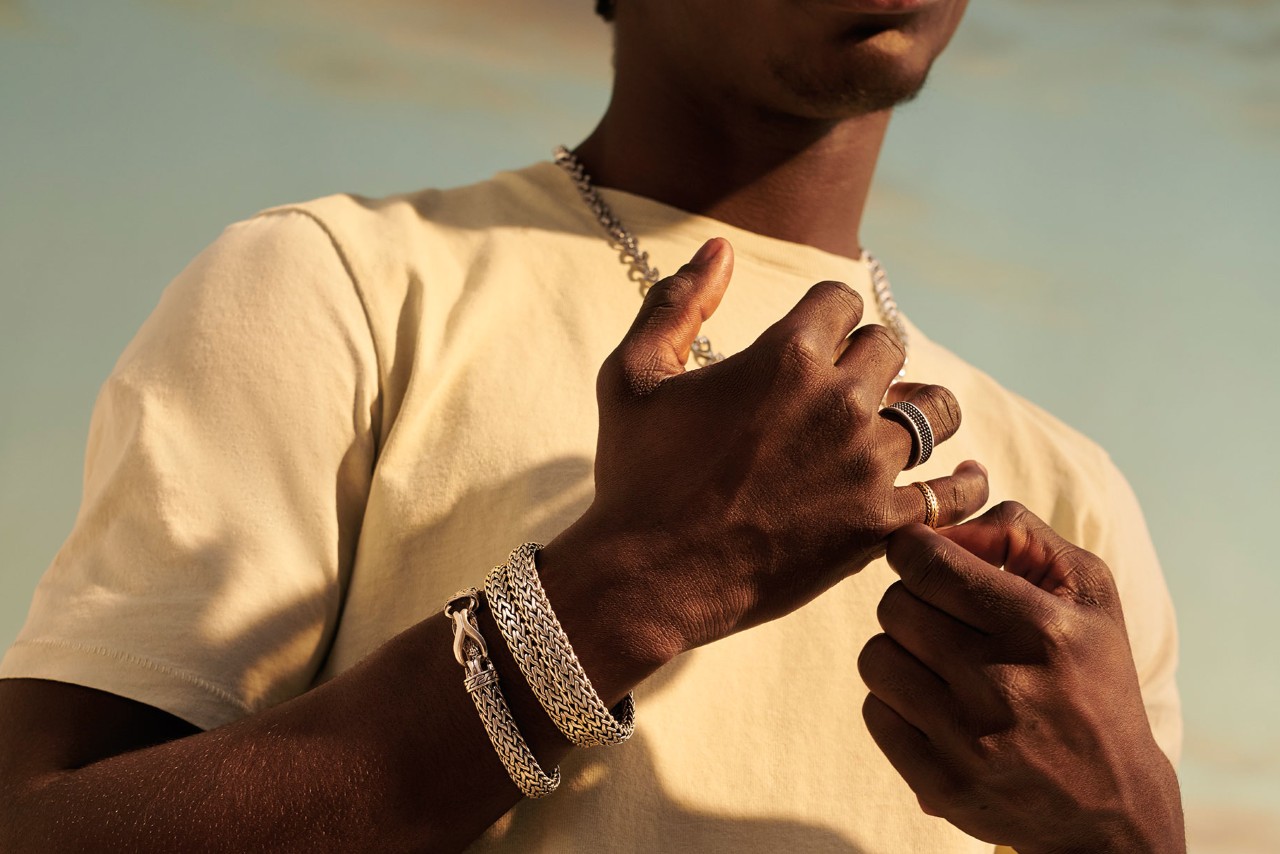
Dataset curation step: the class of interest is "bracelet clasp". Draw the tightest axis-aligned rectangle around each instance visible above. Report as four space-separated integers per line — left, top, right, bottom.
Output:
444 587 489 667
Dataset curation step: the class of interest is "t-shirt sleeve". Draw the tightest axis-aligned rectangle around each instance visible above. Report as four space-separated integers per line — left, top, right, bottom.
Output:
0 209 380 731
1087 453 1183 768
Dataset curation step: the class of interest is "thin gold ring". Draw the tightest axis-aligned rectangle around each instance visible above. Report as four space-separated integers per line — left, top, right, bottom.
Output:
913 481 940 528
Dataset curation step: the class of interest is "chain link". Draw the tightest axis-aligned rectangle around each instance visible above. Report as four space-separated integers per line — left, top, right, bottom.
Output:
444 588 561 798
553 145 908 380
467 674 561 798
485 545 635 749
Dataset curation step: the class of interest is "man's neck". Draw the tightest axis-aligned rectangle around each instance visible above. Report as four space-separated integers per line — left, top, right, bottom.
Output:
573 78 891 261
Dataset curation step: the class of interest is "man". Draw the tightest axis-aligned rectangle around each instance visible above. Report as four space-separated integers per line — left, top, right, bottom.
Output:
0 1 1183 851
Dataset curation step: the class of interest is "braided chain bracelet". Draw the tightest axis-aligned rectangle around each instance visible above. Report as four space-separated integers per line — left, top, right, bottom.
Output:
485 543 636 748
444 588 560 798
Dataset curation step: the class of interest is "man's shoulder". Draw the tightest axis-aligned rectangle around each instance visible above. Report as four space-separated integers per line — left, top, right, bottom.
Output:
912 323 1128 539
247 160 573 268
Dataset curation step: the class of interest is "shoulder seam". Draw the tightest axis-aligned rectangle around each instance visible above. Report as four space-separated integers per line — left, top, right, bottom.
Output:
253 206 385 441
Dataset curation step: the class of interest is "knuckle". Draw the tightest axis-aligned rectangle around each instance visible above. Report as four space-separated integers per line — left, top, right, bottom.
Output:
942 477 967 518
935 386 963 430
656 270 697 304
615 338 669 397
613 338 646 375
970 731 1005 764
1025 605 1076 656
821 385 868 434
862 501 900 542
876 581 910 629
930 766 970 808
596 353 622 400
860 692 884 730
778 335 823 376
814 279 865 317
915 384 961 435
937 472 982 523
838 386 874 431
856 632 894 683
1085 555 1120 602
992 500 1030 529
871 435 908 479
906 547 949 602
861 323 906 364
597 346 636 400
1066 560 1115 610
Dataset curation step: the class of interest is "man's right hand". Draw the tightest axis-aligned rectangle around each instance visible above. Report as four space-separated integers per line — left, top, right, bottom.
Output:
541 237 990 679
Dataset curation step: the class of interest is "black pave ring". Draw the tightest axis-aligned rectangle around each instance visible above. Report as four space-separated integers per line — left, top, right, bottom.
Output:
882 401 935 470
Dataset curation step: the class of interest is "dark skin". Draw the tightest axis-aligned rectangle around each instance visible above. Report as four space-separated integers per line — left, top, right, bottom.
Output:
0 244 984 852
579 0 973 258
0 1 1180 851
862 504 1186 852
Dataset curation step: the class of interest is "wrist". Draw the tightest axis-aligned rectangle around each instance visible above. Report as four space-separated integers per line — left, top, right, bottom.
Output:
1023 748 1185 854
536 519 683 705
1112 751 1186 854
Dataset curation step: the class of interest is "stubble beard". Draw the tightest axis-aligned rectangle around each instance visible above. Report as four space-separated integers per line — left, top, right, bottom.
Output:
767 48 935 120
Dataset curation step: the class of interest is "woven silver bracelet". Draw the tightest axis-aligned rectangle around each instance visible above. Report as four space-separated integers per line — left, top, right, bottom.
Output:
484 543 635 748
443 588 560 799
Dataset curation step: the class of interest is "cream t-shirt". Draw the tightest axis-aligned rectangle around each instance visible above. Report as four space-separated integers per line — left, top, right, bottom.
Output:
0 162 1180 852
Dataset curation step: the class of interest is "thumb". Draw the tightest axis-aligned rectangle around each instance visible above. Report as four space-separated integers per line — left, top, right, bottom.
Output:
940 501 1118 609
610 238 734 396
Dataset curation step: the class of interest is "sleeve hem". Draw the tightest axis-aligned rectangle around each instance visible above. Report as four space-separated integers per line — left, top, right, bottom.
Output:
0 638 252 731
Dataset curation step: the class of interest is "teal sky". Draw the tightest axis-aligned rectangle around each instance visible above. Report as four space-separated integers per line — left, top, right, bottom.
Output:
2 1 1277 849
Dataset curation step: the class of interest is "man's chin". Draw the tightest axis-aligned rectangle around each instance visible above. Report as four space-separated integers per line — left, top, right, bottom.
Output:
769 46 934 119
763 9 957 119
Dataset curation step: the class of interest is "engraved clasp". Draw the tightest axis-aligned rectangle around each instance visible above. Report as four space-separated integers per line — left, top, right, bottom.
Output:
444 588 489 667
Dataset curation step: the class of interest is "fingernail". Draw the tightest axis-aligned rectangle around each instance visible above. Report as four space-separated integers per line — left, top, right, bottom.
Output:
692 238 723 266
971 461 988 478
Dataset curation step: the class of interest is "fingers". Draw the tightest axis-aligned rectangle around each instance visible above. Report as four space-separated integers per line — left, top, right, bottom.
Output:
882 380 925 407
857 633 955 738
862 694 955 810
836 323 906 408
756 280 866 368
605 238 734 398
876 581 984 684
878 382 964 472
885 521 1056 633
890 460 989 530
939 501 1117 608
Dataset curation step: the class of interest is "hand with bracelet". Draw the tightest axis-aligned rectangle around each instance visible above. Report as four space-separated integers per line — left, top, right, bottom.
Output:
442 236 988 801
534 237 989 700
0 236 988 853
0 1 1182 848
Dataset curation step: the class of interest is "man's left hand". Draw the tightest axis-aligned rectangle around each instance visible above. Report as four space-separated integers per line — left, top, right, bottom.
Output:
858 501 1184 853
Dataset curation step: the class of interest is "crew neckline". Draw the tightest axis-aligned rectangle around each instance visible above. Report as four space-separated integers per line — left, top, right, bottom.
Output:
523 160 872 284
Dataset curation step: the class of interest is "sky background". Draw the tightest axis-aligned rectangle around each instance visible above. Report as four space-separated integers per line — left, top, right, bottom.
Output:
1 1 1277 850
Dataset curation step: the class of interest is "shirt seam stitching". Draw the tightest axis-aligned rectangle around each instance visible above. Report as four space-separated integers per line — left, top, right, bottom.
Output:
254 206 386 446
9 638 253 716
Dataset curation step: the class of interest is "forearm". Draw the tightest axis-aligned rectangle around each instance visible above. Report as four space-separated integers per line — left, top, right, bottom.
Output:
4 529 671 853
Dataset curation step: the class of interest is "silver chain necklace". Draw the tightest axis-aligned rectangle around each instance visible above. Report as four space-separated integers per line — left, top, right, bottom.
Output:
553 145 909 377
